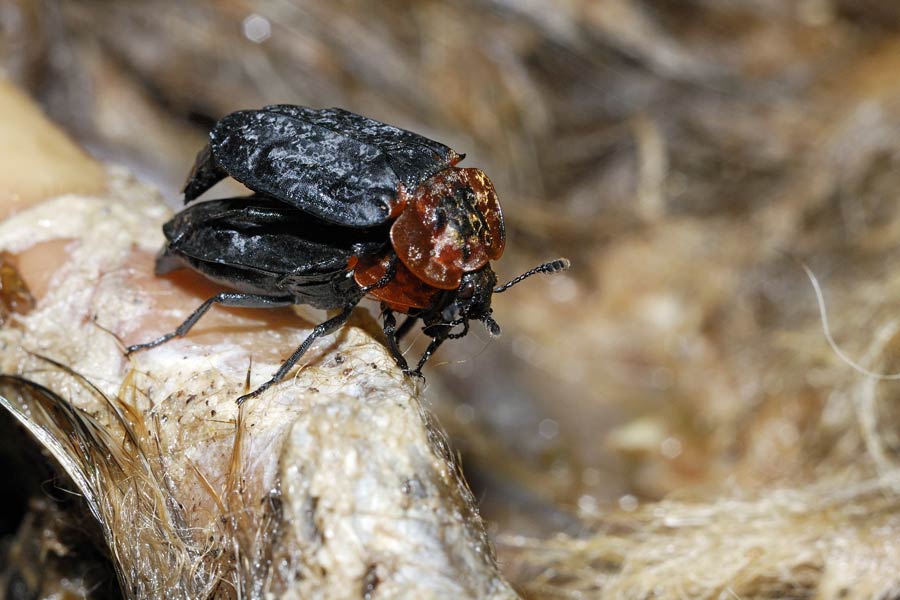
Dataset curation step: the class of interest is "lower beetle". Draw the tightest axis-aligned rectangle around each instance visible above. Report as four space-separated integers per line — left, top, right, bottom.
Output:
127 105 569 403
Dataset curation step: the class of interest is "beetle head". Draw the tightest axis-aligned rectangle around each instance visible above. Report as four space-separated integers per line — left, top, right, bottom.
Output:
427 258 571 340
425 265 499 339
454 266 500 334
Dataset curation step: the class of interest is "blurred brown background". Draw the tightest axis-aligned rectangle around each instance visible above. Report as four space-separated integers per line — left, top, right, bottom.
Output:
5 0 900 597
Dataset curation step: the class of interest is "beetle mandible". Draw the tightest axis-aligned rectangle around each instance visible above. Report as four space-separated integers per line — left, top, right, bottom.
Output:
127 105 570 403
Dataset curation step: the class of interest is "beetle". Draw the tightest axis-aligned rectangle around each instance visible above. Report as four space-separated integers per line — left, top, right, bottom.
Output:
127 105 569 404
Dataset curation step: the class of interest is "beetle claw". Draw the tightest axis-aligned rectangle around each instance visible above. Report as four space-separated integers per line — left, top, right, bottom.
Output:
403 368 426 381
235 390 259 405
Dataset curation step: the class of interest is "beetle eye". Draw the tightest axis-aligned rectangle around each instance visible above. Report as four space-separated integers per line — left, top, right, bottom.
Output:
458 282 475 300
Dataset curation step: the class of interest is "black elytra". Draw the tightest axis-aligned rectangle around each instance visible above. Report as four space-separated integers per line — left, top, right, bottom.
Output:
127 105 570 403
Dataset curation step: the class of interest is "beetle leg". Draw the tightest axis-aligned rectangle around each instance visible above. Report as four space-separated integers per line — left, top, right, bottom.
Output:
125 293 295 354
446 319 469 339
382 308 410 372
359 254 399 293
395 315 419 340
236 304 355 405
412 336 445 376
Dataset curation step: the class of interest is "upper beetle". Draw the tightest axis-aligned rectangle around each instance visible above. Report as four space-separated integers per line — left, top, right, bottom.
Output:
128 105 569 403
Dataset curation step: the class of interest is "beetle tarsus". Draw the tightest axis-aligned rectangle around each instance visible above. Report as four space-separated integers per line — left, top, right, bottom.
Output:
235 380 273 405
403 368 426 382
360 254 398 293
126 333 177 355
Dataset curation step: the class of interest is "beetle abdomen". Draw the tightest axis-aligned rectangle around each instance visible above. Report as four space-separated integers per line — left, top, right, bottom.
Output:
157 196 386 308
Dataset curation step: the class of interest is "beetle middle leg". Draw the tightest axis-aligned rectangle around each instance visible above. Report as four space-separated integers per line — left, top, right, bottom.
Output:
125 292 295 354
409 320 466 375
395 315 418 340
382 309 410 372
236 304 356 405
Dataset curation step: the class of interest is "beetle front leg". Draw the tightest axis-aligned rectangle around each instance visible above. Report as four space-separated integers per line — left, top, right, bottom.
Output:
358 254 398 293
236 303 355 405
126 292 295 354
382 308 410 373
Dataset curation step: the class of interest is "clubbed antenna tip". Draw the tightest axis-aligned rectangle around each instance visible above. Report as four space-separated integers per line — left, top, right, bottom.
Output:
493 258 571 294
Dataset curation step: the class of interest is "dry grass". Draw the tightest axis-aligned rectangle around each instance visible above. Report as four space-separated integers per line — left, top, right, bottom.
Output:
0 362 278 597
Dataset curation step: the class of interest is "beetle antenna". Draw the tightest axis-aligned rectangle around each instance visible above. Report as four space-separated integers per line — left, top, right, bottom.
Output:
494 258 570 294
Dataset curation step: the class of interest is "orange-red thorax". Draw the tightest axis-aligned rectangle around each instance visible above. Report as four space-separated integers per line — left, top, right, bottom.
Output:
353 254 438 312
390 167 505 289
352 167 506 312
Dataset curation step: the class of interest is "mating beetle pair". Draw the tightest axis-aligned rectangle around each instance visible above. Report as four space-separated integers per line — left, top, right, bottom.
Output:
127 105 569 403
